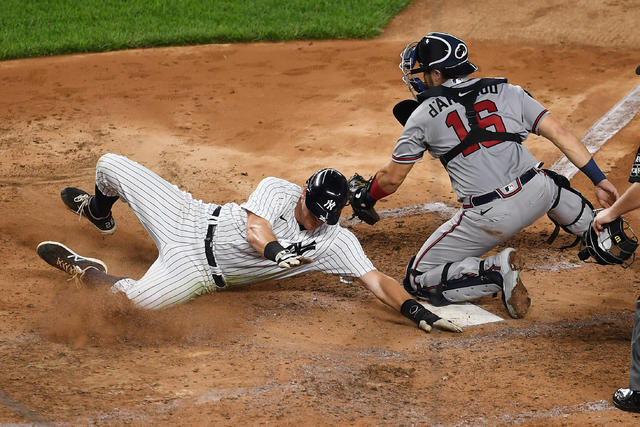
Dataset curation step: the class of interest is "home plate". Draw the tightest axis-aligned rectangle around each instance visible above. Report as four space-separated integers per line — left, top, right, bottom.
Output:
419 301 504 327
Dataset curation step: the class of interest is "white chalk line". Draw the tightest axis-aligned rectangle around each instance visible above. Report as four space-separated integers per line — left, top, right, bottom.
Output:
453 400 615 426
551 83 640 178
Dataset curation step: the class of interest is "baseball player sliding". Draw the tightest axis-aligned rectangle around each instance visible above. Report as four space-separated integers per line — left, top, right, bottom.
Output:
349 32 619 318
36 153 461 334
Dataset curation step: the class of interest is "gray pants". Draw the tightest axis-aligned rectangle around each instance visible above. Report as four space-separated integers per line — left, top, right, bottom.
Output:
630 297 640 390
409 170 593 302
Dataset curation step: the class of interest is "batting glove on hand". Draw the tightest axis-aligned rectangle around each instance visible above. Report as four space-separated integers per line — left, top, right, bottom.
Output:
275 249 312 268
402 299 462 333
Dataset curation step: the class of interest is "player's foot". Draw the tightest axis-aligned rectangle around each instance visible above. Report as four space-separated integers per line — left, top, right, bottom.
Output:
37 241 108 279
499 248 531 319
61 187 116 234
613 388 640 413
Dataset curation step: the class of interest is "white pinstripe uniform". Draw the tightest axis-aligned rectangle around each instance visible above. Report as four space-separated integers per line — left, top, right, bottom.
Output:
97 154 375 309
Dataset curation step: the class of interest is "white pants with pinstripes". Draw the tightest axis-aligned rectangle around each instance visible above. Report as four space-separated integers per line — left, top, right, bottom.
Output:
97 153 217 309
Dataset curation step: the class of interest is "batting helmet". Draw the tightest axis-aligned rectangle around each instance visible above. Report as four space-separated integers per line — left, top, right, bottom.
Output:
578 216 638 268
305 168 348 225
400 32 478 98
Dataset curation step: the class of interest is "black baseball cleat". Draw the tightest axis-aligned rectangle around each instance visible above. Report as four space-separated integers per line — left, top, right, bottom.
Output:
61 187 116 234
613 388 640 413
37 241 107 281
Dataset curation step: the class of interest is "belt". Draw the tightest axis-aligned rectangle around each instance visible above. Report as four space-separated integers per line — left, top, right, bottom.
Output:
463 168 538 208
204 205 226 288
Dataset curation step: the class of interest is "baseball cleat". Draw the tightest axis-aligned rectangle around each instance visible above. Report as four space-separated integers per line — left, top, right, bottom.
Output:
61 187 116 234
37 241 107 277
613 388 640 413
499 248 531 319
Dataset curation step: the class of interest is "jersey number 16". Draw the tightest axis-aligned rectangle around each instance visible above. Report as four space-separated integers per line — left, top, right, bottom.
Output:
445 100 507 156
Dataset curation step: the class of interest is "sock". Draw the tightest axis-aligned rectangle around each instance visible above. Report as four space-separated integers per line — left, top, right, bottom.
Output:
89 184 118 218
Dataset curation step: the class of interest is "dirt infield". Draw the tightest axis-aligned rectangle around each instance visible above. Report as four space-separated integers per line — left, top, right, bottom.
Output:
2 1 640 425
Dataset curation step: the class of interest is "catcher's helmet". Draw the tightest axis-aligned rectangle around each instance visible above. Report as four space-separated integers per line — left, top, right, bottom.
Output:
578 216 638 268
400 32 478 98
305 168 348 225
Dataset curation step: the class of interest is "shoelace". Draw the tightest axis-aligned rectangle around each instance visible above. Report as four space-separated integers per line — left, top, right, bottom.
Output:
73 194 91 221
55 254 98 287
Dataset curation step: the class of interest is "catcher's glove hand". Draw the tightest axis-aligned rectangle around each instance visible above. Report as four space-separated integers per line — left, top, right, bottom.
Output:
348 173 380 225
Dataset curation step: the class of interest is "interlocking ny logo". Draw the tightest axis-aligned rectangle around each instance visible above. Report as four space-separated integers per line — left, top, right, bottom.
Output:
323 199 336 210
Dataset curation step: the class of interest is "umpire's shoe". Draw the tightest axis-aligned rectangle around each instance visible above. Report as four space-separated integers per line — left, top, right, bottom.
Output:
499 248 531 318
37 241 108 276
61 187 116 234
613 388 640 413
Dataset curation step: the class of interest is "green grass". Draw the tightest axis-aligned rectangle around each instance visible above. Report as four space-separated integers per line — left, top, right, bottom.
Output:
0 0 411 60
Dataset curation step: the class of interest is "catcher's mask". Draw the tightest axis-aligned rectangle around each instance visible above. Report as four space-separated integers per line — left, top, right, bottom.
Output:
400 32 478 99
305 168 348 225
578 216 638 268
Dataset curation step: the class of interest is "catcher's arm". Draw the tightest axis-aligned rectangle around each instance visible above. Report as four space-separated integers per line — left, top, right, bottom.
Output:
246 212 312 268
348 161 414 225
359 270 462 333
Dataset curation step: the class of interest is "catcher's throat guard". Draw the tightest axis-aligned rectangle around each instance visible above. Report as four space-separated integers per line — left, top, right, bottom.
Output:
578 216 638 268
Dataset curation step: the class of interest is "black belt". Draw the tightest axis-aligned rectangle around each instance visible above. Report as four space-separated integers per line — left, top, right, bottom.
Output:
204 205 226 288
463 168 538 208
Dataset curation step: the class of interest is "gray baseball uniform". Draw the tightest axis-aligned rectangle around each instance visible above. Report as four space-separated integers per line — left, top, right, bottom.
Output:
396 77 593 304
96 154 374 309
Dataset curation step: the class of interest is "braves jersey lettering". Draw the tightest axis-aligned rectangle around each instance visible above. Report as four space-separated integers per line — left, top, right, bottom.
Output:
427 97 455 118
97 154 375 309
394 77 550 197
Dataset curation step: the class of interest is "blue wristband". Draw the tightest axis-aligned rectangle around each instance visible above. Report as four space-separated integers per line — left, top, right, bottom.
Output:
579 158 606 185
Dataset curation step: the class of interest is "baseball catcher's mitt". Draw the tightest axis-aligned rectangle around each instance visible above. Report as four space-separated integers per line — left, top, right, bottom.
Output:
348 173 380 225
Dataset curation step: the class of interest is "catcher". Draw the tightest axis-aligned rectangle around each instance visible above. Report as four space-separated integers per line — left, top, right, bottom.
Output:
349 32 619 318
36 153 462 334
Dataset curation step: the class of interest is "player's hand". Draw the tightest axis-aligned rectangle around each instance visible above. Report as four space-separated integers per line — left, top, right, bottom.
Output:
595 179 619 208
416 310 462 334
592 207 616 234
419 318 463 333
275 250 312 268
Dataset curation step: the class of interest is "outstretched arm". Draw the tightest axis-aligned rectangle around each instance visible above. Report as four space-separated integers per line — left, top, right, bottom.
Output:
593 182 640 232
358 270 461 333
538 114 618 207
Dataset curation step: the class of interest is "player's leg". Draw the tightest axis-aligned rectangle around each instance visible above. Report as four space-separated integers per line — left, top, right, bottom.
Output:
403 172 555 317
111 244 214 309
79 153 209 248
613 296 640 412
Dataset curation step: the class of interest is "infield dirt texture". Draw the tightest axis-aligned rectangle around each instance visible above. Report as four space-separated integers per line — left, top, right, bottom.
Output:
2 0 640 425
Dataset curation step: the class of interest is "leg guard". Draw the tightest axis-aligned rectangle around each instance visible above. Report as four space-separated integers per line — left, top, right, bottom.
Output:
414 261 503 306
544 169 594 246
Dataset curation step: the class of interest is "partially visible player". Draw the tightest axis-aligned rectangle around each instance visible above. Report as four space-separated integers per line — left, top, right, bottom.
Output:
349 32 618 318
36 153 461 334
597 146 640 413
